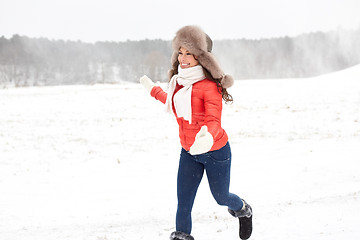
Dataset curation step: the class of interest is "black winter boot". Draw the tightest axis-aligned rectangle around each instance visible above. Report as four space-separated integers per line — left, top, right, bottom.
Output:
228 200 253 239
170 231 195 240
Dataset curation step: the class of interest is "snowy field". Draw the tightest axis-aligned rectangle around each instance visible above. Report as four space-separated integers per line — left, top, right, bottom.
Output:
1 65 360 240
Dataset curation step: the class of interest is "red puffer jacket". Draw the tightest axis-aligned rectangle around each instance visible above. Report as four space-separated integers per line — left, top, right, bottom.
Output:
150 78 228 151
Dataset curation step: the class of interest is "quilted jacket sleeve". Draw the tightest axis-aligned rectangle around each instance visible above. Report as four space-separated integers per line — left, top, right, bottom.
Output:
150 86 167 104
202 82 223 140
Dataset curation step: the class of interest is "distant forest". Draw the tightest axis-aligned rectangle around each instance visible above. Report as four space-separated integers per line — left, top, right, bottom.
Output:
1 28 360 87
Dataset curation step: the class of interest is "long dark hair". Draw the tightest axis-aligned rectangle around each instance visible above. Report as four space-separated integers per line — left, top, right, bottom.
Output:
170 61 233 104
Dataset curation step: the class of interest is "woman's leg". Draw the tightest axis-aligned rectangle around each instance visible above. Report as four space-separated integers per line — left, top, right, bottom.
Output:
176 148 205 234
204 142 243 211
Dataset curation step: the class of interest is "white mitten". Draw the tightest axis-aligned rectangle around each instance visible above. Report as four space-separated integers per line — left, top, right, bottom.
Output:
189 126 214 155
139 75 155 93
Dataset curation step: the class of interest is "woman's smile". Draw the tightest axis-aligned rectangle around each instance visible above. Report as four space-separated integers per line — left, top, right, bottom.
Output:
178 47 199 69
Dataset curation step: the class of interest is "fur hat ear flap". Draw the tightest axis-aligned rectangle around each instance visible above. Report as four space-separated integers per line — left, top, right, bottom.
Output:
171 51 178 66
168 68 175 80
169 52 179 80
197 52 222 79
221 74 234 88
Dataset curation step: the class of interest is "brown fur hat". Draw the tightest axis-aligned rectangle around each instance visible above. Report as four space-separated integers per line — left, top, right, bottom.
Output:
169 25 234 88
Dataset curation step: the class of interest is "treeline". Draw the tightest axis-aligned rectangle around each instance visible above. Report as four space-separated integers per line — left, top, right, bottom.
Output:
1 28 360 87
0 36 171 86
215 28 360 79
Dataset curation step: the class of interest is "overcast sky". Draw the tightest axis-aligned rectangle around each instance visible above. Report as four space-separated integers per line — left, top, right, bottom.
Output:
1 0 360 43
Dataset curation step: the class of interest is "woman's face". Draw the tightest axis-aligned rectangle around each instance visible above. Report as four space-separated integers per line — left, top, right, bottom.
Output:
178 47 199 69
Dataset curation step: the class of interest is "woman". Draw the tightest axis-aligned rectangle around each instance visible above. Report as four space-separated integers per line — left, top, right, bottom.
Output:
139 25 252 240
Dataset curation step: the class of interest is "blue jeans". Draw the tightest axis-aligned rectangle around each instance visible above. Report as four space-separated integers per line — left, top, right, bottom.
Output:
176 142 243 234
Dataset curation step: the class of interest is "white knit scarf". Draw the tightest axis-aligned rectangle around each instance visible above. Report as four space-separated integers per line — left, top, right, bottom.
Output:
165 65 205 124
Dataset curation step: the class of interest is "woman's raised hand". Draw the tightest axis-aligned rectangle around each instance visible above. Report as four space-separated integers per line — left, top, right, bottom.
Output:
139 75 155 93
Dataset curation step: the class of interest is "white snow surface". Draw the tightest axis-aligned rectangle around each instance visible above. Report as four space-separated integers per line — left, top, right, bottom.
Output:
1 65 360 240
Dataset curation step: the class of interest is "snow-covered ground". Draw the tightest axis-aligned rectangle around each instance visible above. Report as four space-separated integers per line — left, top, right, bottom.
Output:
1 65 360 240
